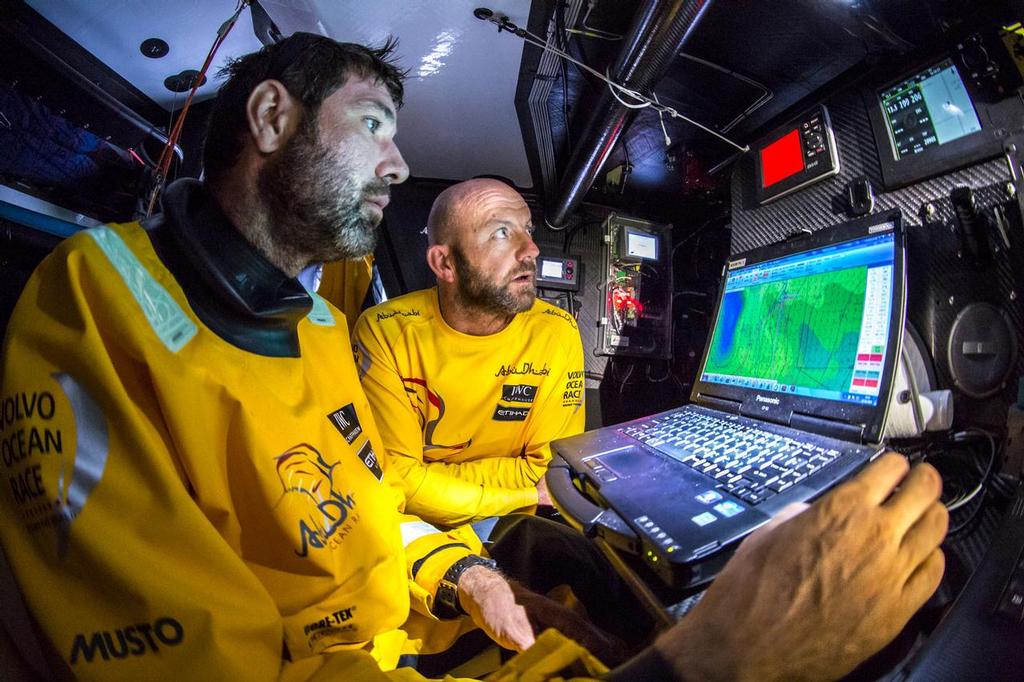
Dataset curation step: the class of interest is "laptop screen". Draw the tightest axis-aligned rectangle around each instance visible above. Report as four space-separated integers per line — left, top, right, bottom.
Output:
700 229 896 406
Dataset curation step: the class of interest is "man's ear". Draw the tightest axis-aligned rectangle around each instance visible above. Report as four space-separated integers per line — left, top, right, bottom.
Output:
246 80 301 154
426 244 456 283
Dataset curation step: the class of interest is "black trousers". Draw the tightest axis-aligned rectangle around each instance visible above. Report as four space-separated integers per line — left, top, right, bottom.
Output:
414 514 652 676
486 514 652 644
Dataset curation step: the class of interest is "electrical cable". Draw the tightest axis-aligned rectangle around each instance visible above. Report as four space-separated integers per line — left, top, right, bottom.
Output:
147 0 251 215
645 360 674 383
126 148 147 167
676 52 773 134
564 219 601 253
605 70 651 109
652 92 671 147
554 0 573 153
484 14 750 153
616 360 635 397
669 215 728 276
568 0 624 41
897 428 1000 536
945 429 997 514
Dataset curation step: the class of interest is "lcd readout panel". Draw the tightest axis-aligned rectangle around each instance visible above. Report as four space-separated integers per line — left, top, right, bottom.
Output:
879 58 982 160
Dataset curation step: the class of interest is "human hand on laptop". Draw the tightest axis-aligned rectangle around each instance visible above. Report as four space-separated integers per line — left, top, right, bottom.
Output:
652 452 947 681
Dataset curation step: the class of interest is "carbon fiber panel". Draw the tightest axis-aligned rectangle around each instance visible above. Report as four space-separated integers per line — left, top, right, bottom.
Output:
729 89 1012 252
534 211 610 384
729 89 1023 429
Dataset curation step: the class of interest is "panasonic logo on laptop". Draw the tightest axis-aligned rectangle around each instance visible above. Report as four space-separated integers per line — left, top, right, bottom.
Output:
755 394 780 405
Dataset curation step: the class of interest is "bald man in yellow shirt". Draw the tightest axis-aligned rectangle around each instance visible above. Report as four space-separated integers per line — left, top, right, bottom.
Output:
353 178 583 527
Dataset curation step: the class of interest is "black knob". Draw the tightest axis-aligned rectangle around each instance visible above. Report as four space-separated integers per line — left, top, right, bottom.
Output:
961 44 989 71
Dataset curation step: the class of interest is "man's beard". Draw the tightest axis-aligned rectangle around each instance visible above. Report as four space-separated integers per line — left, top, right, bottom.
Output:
257 116 388 264
452 246 536 316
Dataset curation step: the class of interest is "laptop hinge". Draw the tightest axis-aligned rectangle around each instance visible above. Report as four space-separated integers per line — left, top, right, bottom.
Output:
790 411 866 443
696 393 742 415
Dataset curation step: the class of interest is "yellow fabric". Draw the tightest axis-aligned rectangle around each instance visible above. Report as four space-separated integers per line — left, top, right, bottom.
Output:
485 629 608 682
352 288 586 527
0 222 478 680
318 256 375 335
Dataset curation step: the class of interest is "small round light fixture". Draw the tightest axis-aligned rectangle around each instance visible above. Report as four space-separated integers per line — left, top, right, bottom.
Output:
164 69 207 93
140 38 169 59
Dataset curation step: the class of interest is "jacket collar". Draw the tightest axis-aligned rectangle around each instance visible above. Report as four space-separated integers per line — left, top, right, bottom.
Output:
143 178 311 357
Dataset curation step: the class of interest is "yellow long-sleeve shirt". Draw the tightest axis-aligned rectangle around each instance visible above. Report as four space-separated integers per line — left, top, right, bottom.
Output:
0 195 482 679
352 288 586 527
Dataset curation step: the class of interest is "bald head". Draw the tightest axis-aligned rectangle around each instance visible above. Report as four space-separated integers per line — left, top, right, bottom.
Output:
424 177 539 330
426 178 527 247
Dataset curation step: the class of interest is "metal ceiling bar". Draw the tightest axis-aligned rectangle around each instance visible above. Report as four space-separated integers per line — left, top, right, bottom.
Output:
545 0 713 228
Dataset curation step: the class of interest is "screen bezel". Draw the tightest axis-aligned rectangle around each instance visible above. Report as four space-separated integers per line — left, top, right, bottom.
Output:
752 105 840 205
691 210 906 444
540 257 564 279
625 229 659 260
865 56 1002 190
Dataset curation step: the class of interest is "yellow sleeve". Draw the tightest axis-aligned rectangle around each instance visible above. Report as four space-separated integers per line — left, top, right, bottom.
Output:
353 313 539 527
427 327 586 489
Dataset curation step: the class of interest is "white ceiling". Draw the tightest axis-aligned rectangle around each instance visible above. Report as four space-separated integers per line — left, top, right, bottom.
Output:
26 0 535 187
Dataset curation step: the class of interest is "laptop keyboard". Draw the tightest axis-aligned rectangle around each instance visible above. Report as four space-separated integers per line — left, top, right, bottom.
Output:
621 409 842 506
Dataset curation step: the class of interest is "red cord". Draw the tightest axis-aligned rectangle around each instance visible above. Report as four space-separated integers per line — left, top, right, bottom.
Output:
147 2 248 214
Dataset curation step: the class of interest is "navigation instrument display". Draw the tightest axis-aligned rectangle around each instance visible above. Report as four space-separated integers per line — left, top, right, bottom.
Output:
752 105 839 204
879 59 982 160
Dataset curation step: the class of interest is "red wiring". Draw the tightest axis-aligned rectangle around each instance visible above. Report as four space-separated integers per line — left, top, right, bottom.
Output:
147 1 250 215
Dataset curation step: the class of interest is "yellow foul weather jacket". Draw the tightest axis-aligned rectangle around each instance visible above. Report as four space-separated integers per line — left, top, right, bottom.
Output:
0 181 483 680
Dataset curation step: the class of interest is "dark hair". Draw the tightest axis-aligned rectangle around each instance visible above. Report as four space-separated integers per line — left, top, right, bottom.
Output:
202 32 405 185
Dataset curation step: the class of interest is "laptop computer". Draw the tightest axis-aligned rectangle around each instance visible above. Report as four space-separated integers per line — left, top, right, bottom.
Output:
552 209 906 588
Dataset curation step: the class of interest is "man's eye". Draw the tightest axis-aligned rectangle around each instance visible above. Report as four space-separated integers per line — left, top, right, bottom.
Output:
494 227 509 239
365 118 381 133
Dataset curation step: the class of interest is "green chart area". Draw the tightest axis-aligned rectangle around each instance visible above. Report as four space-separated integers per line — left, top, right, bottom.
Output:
708 267 867 392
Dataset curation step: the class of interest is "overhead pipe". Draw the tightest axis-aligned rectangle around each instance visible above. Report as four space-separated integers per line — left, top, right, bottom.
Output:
545 0 712 229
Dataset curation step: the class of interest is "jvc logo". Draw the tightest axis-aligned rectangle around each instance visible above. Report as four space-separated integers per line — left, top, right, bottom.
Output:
501 384 537 404
70 617 184 664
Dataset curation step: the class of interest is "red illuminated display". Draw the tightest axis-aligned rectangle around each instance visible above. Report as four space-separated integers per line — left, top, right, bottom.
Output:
760 129 804 188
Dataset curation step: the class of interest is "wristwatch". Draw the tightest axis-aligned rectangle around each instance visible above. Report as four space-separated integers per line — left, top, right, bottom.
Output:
433 554 498 619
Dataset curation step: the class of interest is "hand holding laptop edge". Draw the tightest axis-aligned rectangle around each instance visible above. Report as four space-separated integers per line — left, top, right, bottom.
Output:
650 453 947 681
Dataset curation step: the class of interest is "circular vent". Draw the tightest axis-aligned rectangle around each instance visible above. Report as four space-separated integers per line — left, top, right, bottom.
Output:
164 70 207 93
140 38 169 59
947 302 1018 399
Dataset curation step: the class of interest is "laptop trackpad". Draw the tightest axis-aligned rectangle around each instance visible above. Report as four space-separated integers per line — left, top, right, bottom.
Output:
593 447 669 479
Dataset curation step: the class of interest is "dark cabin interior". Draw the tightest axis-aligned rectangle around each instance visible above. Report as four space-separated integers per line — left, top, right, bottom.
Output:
2 0 1024 678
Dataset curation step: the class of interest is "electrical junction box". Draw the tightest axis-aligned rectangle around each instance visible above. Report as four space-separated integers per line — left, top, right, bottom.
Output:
597 214 672 359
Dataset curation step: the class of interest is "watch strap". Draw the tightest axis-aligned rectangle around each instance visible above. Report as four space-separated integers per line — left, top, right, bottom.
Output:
433 554 498 619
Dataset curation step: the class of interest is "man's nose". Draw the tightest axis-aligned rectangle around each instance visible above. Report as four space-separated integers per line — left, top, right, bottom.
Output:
377 140 409 185
519 232 540 261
